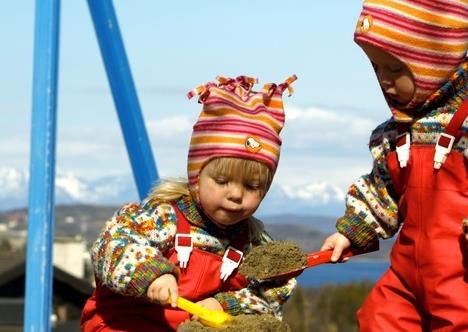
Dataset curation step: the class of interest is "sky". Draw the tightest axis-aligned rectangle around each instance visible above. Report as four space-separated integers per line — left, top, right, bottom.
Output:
1 1 393 205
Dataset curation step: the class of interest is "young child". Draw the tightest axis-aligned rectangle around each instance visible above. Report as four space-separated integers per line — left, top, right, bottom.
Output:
80 75 298 331
320 0 467 331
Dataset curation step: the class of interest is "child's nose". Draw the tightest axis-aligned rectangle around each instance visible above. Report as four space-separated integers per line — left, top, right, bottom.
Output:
227 184 243 202
377 68 392 88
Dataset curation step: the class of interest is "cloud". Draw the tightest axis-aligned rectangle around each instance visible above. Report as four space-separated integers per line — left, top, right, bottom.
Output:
83 85 189 96
58 140 109 157
0 137 29 154
3 103 378 194
284 105 376 144
0 166 346 216
282 181 345 203
146 116 193 138
271 104 378 191
0 167 28 198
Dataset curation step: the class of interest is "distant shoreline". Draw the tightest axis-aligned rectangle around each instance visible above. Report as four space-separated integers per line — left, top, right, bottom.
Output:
297 260 389 287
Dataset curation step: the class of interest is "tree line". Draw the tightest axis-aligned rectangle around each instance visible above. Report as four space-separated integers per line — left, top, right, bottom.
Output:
283 281 374 332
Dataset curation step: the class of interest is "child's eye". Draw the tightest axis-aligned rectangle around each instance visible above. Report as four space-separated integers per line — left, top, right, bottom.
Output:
245 183 260 191
384 63 404 73
390 66 403 73
214 177 229 185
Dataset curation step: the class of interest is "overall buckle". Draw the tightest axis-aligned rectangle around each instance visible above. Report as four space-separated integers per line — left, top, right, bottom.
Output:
434 133 455 169
396 132 410 168
220 247 243 282
175 234 193 269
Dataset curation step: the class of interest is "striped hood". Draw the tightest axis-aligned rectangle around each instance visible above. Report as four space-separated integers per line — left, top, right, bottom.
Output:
354 0 468 113
186 75 296 193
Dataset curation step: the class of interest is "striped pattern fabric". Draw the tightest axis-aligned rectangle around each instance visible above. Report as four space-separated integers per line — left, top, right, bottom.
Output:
354 0 468 109
187 75 296 190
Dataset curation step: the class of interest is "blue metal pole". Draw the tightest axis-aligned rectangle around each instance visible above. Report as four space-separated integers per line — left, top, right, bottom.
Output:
24 0 60 331
87 0 159 200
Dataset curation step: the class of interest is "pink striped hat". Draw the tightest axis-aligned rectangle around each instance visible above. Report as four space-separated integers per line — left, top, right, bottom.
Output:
187 75 297 192
354 0 468 110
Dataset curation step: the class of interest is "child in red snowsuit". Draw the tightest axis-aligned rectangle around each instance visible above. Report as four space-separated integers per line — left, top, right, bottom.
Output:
81 75 298 331
321 1 468 331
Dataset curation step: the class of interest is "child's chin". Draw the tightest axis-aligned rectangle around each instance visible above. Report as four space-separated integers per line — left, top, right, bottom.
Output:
211 217 238 229
386 95 410 110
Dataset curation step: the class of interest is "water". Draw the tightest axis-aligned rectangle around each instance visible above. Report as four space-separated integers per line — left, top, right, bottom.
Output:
297 260 389 287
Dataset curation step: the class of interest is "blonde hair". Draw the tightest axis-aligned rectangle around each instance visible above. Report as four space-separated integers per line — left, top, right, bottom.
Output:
203 157 273 193
150 157 273 201
149 157 272 240
149 177 190 202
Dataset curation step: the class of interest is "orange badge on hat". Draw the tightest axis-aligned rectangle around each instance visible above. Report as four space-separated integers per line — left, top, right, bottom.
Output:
245 136 262 153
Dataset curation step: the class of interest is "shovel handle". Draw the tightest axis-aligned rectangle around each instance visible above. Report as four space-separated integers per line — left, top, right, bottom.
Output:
176 297 233 328
260 243 379 281
306 244 379 268
176 297 205 317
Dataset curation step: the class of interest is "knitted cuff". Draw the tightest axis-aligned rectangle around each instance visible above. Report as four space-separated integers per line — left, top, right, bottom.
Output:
213 292 242 316
336 215 378 249
127 257 178 296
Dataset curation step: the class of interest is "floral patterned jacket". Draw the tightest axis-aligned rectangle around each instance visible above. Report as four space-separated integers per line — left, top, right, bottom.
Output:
91 194 296 318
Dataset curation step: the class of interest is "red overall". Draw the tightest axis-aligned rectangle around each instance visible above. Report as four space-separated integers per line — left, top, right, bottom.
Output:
81 206 249 332
357 102 468 331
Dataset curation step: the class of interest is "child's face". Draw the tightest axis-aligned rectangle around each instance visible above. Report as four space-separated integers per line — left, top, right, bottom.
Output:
197 161 265 228
360 43 415 107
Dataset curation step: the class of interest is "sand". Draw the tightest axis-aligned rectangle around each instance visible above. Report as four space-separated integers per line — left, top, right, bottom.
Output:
177 314 291 332
238 241 307 280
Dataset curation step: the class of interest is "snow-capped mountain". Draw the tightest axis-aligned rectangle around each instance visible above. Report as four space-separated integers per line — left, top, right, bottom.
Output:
0 167 345 216
0 168 137 210
257 183 346 217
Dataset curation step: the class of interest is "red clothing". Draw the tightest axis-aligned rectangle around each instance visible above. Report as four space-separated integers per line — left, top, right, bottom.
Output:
357 104 468 331
81 206 248 332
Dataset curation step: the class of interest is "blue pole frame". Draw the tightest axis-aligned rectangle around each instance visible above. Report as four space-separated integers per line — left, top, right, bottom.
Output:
24 0 60 331
87 0 159 199
24 1 158 329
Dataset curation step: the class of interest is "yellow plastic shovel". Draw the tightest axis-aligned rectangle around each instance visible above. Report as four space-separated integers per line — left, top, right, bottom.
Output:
177 297 233 328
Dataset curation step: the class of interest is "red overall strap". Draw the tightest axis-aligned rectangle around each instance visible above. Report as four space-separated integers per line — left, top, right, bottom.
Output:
396 122 410 135
173 204 191 234
433 99 468 169
395 122 410 146
444 99 468 138
395 121 412 168
396 99 468 145
220 218 250 252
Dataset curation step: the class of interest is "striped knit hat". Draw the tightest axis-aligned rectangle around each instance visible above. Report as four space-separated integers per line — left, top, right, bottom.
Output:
187 75 297 193
354 0 468 111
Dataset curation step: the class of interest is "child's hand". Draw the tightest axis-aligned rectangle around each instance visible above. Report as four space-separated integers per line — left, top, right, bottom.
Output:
195 297 223 311
147 274 178 307
321 232 352 263
190 298 224 321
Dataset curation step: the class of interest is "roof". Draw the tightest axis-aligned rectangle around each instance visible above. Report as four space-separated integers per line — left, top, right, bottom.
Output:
0 253 93 307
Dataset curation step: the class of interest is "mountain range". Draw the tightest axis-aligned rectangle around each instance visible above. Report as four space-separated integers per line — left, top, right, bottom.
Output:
0 167 347 218
0 204 393 260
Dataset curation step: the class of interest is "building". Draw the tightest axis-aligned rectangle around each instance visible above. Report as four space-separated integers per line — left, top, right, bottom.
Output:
0 253 93 332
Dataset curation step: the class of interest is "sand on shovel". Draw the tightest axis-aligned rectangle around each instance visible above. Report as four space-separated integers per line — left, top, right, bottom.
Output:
177 242 302 331
238 241 308 280
177 314 291 332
